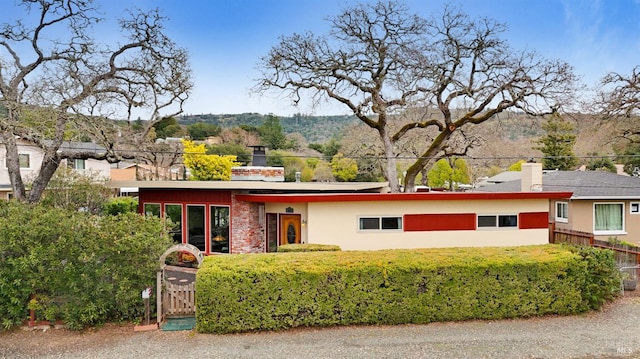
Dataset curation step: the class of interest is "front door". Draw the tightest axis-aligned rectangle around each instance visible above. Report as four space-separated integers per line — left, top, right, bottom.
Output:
280 214 301 245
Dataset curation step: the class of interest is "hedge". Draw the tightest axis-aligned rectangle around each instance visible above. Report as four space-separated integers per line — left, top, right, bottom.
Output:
0 201 172 330
195 245 620 334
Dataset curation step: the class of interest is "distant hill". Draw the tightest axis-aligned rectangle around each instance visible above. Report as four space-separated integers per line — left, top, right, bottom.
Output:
179 111 624 168
178 113 358 143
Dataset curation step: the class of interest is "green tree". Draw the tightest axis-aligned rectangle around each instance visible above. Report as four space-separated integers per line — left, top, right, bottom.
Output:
427 158 470 190
188 122 222 140
207 143 252 165
586 154 617 172
259 115 288 150
534 113 578 170
331 153 358 182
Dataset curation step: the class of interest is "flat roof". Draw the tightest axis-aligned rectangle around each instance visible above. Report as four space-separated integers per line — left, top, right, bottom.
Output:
236 191 573 203
107 180 390 192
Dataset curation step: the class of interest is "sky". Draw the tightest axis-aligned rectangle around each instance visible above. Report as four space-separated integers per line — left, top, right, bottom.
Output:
4 0 640 117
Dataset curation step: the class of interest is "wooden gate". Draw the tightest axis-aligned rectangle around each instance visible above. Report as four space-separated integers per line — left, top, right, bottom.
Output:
163 281 195 317
157 244 203 323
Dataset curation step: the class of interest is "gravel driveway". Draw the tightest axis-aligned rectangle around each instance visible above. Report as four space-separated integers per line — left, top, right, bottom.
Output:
2 296 640 359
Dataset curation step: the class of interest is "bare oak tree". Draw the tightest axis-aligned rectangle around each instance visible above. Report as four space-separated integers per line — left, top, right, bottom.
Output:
256 1 577 192
597 66 640 143
0 0 192 202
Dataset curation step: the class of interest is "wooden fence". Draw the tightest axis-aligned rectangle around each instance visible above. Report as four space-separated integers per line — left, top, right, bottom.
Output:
550 224 640 266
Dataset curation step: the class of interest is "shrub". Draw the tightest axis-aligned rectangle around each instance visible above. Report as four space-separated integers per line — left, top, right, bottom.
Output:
195 245 619 334
102 197 139 215
278 244 341 252
0 201 172 330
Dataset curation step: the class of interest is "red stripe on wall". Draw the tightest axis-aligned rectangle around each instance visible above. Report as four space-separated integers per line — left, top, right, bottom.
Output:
404 213 476 231
519 212 549 229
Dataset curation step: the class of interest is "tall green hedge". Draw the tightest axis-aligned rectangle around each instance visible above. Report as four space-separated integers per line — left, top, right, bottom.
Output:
0 201 172 330
196 245 620 334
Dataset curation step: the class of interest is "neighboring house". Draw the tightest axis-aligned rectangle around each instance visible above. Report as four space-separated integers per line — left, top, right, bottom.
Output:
109 164 571 255
476 163 640 245
0 138 110 200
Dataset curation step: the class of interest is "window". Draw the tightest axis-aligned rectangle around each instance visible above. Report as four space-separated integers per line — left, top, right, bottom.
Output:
358 216 402 231
143 203 160 217
19 154 30 168
210 205 230 253
477 215 518 229
556 202 569 223
631 202 640 214
6 154 31 168
594 203 624 235
165 204 182 244
187 205 205 252
71 159 86 170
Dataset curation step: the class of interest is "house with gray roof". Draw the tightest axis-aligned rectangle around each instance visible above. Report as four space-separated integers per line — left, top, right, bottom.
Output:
476 166 640 244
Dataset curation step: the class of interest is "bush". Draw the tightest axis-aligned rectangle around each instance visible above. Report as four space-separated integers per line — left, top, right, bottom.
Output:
102 197 139 215
278 243 341 252
0 201 172 330
195 245 620 334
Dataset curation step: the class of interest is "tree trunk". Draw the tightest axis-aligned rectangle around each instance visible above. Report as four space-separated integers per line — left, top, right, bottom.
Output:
379 130 399 193
1 133 27 201
27 151 62 203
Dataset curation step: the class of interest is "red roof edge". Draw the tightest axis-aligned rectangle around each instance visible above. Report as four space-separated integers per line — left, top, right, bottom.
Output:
235 191 573 203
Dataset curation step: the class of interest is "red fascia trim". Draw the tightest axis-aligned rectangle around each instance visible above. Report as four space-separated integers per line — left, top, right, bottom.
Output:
235 191 573 203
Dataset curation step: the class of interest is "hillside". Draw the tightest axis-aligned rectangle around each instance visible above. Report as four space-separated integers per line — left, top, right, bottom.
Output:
178 113 358 143
179 111 623 168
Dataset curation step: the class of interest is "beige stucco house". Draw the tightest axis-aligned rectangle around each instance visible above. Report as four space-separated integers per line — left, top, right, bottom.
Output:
477 163 640 245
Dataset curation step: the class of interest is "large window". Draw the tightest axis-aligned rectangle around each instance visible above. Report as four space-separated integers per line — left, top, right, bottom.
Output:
477 215 518 228
594 203 624 235
165 204 182 244
210 205 230 253
358 216 402 231
555 202 568 223
187 205 205 252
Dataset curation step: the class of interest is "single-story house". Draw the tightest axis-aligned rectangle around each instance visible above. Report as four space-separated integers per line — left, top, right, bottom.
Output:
109 164 571 254
476 163 640 245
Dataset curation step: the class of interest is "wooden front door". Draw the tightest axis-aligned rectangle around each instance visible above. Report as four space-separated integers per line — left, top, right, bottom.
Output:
280 214 301 245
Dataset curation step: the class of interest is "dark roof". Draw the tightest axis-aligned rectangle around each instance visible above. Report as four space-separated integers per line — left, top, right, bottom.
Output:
476 171 640 199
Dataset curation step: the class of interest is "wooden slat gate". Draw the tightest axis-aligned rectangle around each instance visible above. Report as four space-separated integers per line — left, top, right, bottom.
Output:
163 281 195 317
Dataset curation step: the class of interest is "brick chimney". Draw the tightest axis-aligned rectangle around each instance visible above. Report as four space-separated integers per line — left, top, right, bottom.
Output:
521 162 543 192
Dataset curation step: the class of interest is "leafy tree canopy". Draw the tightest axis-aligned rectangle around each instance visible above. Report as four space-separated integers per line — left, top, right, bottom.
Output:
182 140 239 181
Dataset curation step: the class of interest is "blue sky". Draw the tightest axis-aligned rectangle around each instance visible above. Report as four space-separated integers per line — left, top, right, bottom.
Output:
5 0 640 117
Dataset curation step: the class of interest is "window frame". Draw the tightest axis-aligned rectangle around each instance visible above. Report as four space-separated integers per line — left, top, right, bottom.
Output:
358 216 403 231
477 214 518 229
630 202 640 215
593 202 625 235
555 201 569 223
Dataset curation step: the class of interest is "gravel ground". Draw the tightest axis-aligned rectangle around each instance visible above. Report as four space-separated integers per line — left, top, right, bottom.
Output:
2 296 640 359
